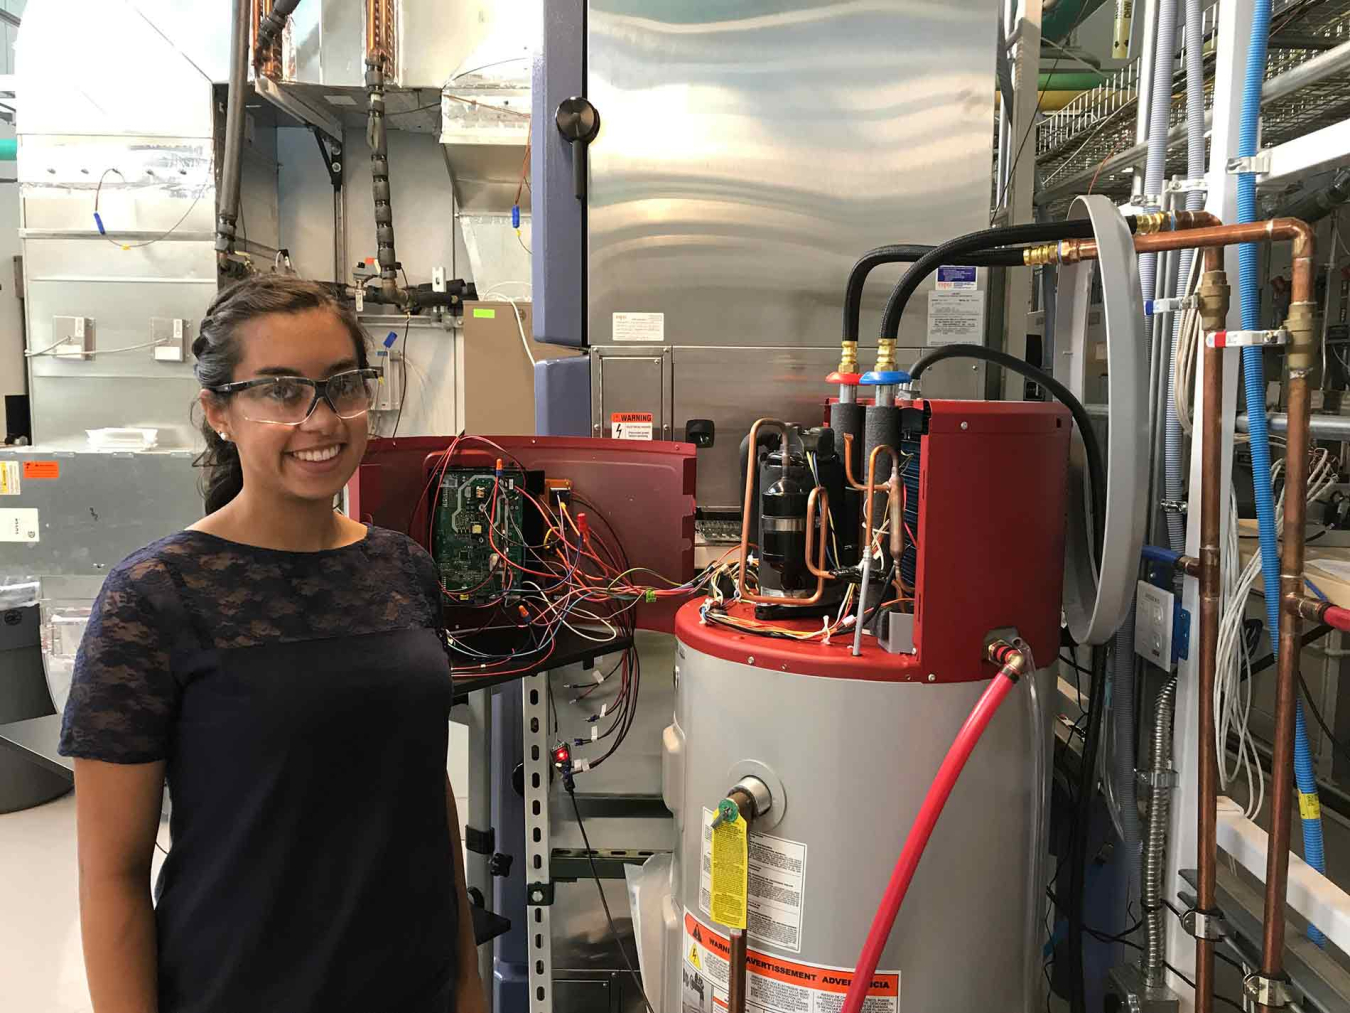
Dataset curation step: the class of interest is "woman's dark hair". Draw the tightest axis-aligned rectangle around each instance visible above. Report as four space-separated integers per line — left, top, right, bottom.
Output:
194 275 370 514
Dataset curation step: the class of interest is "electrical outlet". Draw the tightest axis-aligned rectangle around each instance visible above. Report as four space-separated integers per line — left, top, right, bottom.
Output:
1134 580 1175 668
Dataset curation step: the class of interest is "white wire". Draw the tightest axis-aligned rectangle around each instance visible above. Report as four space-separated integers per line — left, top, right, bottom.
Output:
492 294 536 368
26 338 167 358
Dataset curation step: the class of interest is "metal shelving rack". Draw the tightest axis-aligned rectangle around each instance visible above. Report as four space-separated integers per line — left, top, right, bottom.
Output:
1034 0 1350 218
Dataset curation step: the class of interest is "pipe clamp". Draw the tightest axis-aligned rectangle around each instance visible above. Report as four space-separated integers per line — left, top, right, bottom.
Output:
1227 152 1271 176
1242 973 1291 1008
1136 767 1178 790
1180 907 1227 941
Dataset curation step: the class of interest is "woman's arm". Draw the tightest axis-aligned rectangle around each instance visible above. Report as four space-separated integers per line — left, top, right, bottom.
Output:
74 758 167 1013
445 776 488 1012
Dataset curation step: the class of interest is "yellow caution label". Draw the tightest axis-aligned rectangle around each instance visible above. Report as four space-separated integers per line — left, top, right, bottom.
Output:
709 812 748 930
688 944 701 970
1298 790 1322 822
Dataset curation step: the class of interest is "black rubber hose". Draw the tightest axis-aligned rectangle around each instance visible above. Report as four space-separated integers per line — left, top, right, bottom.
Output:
878 218 1139 340
909 344 1104 563
842 246 1027 344
1067 645 1108 1013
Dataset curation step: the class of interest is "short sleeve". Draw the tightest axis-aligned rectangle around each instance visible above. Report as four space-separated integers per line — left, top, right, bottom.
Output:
58 555 182 764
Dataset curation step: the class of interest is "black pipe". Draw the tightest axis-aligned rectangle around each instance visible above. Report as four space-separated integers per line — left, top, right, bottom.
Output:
841 246 1026 344
1272 167 1350 225
255 0 303 62
909 344 1104 561
215 0 251 267
878 218 1139 340
1069 647 1108 1013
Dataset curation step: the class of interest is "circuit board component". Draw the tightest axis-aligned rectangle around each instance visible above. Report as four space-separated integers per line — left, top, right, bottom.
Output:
432 467 526 602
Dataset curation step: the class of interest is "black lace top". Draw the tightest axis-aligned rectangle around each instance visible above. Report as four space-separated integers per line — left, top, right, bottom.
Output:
60 526 460 1013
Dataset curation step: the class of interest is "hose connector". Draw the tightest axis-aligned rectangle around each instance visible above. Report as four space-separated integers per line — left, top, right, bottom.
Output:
1023 242 1057 267
874 338 897 374
1135 211 1169 235
1198 269 1232 332
1284 300 1318 372
838 340 859 376
987 640 1027 681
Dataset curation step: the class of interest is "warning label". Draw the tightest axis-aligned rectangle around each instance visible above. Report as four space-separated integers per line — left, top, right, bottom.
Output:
682 911 900 1013
700 808 807 953
0 462 19 495
611 412 654 440
926 290 985 346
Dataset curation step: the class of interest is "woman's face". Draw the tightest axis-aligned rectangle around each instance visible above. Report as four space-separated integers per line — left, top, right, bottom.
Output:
203 307 369 507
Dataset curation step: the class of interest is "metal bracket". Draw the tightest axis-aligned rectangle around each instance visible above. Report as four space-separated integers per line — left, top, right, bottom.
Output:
1165 177 1209 194
311 127 343 188
1243 972 1292 1008
526 881 555 906
1227 151 1272 176
464 825 495 856
1206 328 1289 349
1180 907 1228 941
1173 603 1190 662
1160 499 1189 514
1136 767 1180 790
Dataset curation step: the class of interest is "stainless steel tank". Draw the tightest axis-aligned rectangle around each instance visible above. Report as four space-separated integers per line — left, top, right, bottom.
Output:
659 607 1052 1013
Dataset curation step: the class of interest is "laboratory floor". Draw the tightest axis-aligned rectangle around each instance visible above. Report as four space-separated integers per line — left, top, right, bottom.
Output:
0 723 470 1011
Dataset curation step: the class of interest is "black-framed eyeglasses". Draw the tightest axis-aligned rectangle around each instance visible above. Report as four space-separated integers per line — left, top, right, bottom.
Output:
208 368 381 427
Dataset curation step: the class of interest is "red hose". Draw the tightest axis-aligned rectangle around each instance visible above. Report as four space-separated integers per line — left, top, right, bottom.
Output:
1324 604 1350 632
839 663 1022 1013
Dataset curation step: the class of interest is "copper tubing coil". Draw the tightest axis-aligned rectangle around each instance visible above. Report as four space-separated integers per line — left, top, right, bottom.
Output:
737 418 829 606
804 486 833 580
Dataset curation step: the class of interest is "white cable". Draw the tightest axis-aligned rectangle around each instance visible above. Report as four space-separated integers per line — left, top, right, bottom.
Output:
27 339 166 358
494 295 536 368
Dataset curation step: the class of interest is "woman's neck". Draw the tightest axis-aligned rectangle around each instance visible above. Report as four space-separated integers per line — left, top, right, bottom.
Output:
193 488 365 552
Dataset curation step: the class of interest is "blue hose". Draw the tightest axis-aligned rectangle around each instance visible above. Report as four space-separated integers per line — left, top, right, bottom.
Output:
1237 0 1327 944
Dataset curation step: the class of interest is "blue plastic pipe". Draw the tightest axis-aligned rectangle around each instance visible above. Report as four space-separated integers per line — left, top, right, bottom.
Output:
1237 0 1327 944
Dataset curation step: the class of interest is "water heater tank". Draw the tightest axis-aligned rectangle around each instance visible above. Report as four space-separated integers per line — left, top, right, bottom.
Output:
659 399 1071 1013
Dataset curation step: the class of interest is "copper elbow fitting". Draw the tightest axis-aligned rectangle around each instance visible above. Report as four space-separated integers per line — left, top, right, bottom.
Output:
987 640 1028 679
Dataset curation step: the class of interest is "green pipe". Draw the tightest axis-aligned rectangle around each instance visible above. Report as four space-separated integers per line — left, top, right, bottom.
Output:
0 138 16 161
1038 70 1107 90
1043 0 1111 44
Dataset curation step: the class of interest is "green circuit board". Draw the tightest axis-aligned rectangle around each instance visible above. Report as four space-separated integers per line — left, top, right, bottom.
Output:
432 467 526 602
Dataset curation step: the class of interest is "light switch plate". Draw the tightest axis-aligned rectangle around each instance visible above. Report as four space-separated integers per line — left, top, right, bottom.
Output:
1134 580 1175 668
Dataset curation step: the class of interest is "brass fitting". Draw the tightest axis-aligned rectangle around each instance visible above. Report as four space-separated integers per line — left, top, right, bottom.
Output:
874 337 897 373
838 340 859 376
1284 300 1318 372
1197 270 1231 333
1023 243 1057 267
1135 211 1168 235
986 639 1028 679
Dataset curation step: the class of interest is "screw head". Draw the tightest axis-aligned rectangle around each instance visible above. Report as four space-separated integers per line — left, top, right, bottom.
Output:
960 421 969 430
927 673 936 682
332 161 342 174
531 890 543 902
747 656 755 665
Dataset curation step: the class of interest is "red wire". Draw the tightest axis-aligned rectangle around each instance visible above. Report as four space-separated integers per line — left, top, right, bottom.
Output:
839 667 1020 1013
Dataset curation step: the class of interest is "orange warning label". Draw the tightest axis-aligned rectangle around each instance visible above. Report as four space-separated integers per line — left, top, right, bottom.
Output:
682 911 900 1011
610 412 654 441
22 461 59 480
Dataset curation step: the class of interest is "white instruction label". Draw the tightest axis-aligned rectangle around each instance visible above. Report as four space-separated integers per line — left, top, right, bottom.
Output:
0 508 39 542
926 290 985 346
0 462 20 495
700 807 808 953
612 311 665 342
611 412 654 440
681 910 900 1013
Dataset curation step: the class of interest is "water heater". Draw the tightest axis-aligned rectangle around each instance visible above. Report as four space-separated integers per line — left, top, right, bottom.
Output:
659 399 1071 1013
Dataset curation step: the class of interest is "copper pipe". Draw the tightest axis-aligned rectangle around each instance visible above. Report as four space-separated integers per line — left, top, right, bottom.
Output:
863 443 901 560
804 486 833 580
736 418 830 606
1260 374 1313 1011
728 930 748 1012
1195 335 1224 1013
841 432 868 492
1179 556 1201 579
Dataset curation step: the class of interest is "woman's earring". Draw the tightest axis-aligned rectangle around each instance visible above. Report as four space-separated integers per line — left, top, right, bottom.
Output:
218 431 230 441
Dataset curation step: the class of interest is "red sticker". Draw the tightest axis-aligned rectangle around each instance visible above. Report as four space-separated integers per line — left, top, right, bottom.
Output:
22 461 59 480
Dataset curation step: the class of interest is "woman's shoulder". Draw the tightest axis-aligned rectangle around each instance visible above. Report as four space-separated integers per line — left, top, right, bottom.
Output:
102 531 204 594
363 525 435 563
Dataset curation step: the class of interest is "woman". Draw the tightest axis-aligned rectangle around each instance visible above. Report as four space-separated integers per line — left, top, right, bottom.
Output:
59 275 487 1013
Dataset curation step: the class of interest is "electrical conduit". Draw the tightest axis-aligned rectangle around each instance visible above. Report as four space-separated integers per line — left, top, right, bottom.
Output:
840 644 1026 1013
1236 0 1328 944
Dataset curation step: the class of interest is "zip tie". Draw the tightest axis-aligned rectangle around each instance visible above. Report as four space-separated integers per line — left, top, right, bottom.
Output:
820 617 832 645
593 670 605 684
